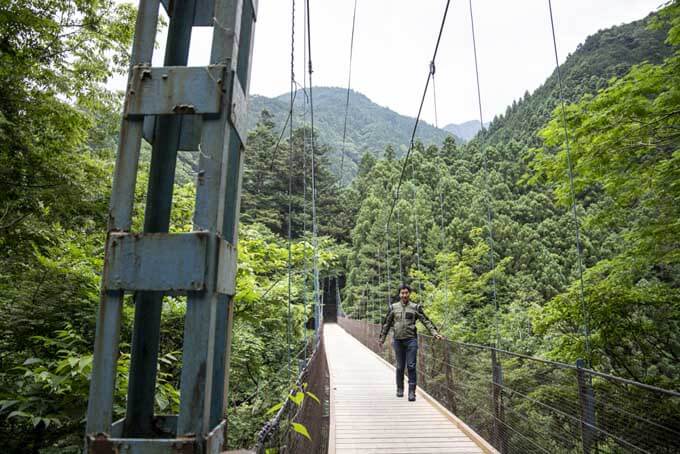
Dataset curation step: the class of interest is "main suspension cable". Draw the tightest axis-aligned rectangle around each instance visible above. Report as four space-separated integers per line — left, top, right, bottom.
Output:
547 0 591 364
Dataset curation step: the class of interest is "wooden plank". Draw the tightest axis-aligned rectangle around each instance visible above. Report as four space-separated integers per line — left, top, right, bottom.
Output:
336 438 472 443
337 442 480 449
336 448 482 454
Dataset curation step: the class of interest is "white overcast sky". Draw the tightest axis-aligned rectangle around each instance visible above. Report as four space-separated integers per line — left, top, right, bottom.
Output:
112 0 665 126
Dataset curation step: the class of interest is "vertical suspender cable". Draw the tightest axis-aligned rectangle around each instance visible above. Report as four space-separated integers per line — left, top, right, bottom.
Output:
372 277 376 323
547 0 591 364
469 0 500 348
377 247 383 313
301 0 310 360
306 0 322 341
397 210 404 283
339 0 359 186
385 225 392 309
431 61 439 129
438 150 450 323
286 0 296 386
407 163 423 298
431 63 451 320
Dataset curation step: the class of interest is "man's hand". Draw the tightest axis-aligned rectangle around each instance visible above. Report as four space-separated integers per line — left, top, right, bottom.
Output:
378 338 385 346
434 333 444 341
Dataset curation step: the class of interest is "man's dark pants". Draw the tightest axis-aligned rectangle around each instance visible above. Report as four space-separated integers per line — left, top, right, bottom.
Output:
392 337 418 390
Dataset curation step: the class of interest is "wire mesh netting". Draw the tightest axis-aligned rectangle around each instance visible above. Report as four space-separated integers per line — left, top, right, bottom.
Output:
255 326 329 454
338 316 680 454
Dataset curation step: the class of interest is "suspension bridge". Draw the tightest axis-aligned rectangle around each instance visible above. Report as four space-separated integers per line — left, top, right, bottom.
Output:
81 0 680 453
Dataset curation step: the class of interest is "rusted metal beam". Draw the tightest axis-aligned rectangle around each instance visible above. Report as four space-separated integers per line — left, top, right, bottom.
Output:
104 232 209 292
125 65 227 117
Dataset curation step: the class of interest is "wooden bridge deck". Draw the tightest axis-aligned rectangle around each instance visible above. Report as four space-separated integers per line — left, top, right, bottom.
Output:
325 323 495 454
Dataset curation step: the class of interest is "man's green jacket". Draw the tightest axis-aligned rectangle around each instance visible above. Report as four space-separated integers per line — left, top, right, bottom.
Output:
379 301 439 343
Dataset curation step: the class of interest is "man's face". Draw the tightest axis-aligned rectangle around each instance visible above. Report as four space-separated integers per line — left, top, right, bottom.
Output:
399 288 410 303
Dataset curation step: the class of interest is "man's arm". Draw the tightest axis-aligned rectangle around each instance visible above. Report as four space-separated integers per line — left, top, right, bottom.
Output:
379 309 394 344
416 304 442 338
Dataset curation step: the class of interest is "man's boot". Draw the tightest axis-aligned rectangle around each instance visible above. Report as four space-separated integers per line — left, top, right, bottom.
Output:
396 375 404 397
396 387 404 397
408 384 416 402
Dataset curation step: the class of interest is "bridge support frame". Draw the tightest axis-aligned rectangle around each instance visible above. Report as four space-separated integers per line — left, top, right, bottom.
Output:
84 0 257 452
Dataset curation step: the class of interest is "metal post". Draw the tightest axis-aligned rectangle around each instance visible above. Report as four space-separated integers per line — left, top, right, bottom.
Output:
576 358 597 454
491 350 507 453
387 335 394 364
335 276 342 320
418 335 427 389
444 340 457 414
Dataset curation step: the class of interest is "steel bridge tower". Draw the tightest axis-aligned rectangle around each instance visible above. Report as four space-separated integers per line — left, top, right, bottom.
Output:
84 0 256 452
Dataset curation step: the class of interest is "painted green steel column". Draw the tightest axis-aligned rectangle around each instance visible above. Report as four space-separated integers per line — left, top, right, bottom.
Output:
177 0 253 438
84 0 160 436
209 0 256 428
123 0 196 437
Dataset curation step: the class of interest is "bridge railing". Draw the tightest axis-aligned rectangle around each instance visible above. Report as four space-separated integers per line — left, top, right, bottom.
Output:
255 326 329 454
338 316 680 454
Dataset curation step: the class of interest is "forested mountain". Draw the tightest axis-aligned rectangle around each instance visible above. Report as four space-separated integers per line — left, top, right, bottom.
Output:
442 120 486 142
248 87 460 178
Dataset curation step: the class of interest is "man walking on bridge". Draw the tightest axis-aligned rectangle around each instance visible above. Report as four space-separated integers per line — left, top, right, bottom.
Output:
379 284 443 401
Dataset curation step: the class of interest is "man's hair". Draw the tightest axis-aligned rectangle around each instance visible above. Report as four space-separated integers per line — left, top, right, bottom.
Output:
398 283 412 293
